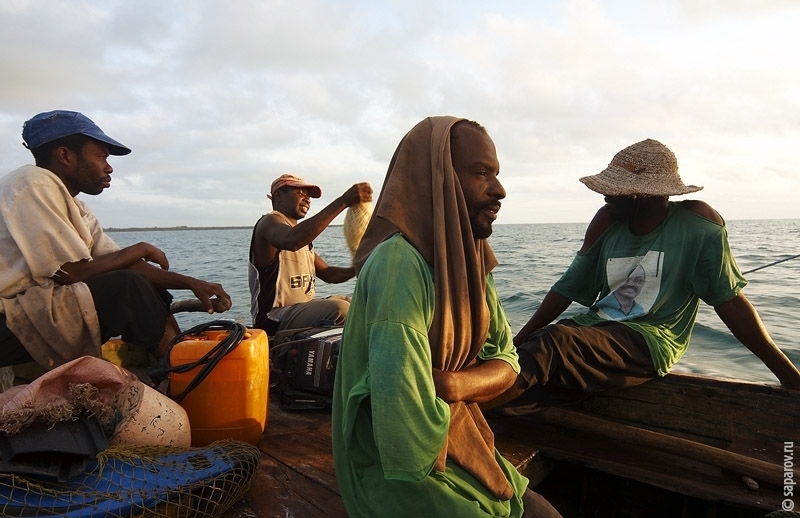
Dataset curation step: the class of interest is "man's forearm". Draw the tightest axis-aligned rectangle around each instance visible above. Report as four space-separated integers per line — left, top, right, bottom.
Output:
514 290 572 345
54 245 150 284
317 265 355 284
127 260 191 290
716 292 800 388
433 359 517 403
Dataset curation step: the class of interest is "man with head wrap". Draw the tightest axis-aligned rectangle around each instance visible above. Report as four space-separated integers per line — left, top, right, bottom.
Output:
331 117 561 517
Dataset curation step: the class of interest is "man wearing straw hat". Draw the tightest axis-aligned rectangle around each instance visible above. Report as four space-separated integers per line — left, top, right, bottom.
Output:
488 138 800 412
332 117 561 517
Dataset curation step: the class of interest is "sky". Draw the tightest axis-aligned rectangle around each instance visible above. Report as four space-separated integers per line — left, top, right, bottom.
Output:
1 0 798 228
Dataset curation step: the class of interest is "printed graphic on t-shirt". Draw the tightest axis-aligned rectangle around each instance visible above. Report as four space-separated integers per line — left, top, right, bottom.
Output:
289 274 313 291
595 251 663 321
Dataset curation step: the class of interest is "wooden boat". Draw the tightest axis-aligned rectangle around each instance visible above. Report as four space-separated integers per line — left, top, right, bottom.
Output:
487 373 799 517
220 372 799 518
4 315 796 517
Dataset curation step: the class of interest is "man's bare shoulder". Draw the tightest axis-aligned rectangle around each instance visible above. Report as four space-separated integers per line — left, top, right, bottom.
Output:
679 199 724 224
254 212 289 233
581 204 617 251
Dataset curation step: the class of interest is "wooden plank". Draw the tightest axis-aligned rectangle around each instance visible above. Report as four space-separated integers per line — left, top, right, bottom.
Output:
536 407 796 487
580 373 800 444
219 398 346 518
225 454 344 517
505 418 785 511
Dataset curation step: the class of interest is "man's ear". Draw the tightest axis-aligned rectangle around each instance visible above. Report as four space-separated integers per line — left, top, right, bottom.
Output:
54 145 76 168
272 189 287 203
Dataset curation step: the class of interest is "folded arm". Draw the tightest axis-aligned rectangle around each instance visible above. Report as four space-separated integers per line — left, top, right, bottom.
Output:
433 359 517 404
53 242 169 282
54 242 231 313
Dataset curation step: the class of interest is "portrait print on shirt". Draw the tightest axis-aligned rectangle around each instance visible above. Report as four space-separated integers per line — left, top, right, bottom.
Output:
595 251 663 321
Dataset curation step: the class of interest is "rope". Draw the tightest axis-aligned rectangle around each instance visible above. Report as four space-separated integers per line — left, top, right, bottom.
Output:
150 320 246 403
742 253 800 275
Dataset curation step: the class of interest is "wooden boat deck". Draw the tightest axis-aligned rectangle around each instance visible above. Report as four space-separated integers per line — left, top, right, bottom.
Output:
220 399 343 517
221 374 798 517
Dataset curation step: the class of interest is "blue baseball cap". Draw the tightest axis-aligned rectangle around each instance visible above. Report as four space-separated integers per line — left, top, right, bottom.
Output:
22 110 131 156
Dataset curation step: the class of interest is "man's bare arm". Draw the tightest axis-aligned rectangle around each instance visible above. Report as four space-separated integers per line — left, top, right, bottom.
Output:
314 254 355 284
54 242 230 314
514 290 572 346
715 292 800 389
53 242 169 283
264 183 372 252
433 359 517 404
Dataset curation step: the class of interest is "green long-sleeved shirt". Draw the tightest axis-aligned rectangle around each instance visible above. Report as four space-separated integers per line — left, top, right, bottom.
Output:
332 234 527 518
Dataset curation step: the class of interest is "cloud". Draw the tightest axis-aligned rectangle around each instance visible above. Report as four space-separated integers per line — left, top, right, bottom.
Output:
1 0 798 227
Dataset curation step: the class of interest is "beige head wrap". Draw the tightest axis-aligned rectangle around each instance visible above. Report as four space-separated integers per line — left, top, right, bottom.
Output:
355 116 512 499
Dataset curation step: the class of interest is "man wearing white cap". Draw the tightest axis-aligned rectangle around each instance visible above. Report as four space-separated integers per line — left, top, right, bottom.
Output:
248 174 372 334
488 138 800 412
0 110 231 371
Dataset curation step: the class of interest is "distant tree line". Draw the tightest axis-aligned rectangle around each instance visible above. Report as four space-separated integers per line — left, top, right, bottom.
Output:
105 226 253 232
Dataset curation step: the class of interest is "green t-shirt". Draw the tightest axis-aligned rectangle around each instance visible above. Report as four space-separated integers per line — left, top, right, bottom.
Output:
332 234 527 518
552 202 746 376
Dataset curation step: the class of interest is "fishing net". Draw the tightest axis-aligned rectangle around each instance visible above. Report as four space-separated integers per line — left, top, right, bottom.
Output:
343 201 373 257
0 356 261 517
0 439 260 517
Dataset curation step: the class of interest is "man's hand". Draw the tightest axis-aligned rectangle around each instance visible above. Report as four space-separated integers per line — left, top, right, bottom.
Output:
135 242 170 270
341 182 373 207
184 278 232 314
715 292 800 389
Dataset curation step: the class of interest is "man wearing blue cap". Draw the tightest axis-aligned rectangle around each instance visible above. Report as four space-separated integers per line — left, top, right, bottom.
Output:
0 110 231 371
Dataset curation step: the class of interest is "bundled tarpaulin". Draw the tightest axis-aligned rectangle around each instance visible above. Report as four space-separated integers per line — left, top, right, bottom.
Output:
0 355 190 447
0 356 260 517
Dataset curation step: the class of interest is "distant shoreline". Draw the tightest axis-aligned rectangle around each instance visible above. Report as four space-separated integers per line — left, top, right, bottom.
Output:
106 226 254 232
105 224 347 232
105 217 793 232
104 222 535 232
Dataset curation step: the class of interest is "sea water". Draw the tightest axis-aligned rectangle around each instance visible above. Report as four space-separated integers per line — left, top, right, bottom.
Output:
108 219 800 385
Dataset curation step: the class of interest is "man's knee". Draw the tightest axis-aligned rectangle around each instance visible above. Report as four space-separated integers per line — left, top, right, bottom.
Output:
516 332 556 388
86 270 153 298
522 489 563 518
319 297 349 325
85 270 171 347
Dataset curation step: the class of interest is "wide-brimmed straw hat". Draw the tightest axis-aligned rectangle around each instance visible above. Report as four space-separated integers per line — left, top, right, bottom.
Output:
579 139 702 197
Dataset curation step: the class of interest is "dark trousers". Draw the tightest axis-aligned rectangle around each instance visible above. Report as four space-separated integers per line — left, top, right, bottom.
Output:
0 271 171 368
501 319 657 415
